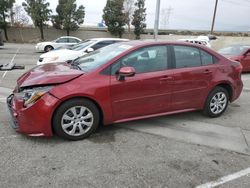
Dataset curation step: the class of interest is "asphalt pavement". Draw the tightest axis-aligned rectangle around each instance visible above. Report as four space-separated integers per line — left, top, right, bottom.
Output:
1 43 250 188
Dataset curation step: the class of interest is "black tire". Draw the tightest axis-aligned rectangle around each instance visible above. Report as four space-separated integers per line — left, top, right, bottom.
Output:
44 45 54 52
203 86 229 118
52 98 100 141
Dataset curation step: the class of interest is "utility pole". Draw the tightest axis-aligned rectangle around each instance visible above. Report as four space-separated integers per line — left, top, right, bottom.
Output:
154 0 161 39
211 0 218 34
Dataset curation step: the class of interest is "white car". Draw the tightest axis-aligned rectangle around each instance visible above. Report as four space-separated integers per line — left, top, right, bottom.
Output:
35 36 82 52
178 36 211 48
37 38 129 65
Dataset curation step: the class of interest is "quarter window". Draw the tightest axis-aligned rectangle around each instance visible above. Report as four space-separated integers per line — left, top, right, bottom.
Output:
174 46 201 68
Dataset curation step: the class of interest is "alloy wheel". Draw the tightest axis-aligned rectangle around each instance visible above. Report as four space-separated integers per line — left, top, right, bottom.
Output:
61 106 94 136
209 92 227 115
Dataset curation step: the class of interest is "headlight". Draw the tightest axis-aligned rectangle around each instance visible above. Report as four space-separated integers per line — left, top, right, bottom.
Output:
43 56 59 63
17 86 53 107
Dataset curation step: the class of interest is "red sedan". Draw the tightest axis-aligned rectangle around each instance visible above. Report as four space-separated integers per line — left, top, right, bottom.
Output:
7 41 243 140
218 44 250 72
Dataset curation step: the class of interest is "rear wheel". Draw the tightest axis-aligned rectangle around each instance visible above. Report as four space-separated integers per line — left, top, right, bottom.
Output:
44 45 54 52
53 98 100 140
203 87 229 117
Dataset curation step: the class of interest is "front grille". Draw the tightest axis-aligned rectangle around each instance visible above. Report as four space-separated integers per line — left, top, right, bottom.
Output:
6 94 19 130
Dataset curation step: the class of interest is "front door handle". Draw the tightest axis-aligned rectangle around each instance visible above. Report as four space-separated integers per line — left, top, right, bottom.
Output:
160 76 173 81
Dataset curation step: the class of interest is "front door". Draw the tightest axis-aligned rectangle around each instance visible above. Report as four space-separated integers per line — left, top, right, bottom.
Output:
110 45 173 121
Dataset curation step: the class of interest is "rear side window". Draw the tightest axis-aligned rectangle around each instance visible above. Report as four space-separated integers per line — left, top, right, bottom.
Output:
56 38 68 43
69 38 79 43
174 46 201 68
200 50 214 65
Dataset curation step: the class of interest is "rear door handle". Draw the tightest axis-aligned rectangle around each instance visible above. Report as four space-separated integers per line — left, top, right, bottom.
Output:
204 69 212 74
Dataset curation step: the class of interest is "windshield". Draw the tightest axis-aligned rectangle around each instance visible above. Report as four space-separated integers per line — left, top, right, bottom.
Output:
53 38 59 42
218 45 250 55
74 43 133 71
70 40 95 51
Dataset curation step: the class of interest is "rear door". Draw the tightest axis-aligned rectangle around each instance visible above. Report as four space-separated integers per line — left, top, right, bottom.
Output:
171 45 217 110
110 45 173 121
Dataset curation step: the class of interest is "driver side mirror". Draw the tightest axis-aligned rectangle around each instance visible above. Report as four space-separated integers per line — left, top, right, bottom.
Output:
117 66 135 81
86 48 94 53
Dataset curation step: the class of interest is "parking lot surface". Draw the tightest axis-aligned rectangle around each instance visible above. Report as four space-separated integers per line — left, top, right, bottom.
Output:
1 43 250 188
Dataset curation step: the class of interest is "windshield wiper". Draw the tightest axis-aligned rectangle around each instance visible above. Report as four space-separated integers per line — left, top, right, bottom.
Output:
71 63 82 70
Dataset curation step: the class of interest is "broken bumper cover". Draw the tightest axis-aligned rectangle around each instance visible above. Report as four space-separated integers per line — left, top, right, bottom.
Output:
6 93 59 137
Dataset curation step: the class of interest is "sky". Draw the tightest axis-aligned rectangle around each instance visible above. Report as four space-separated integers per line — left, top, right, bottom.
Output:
16 0 250 31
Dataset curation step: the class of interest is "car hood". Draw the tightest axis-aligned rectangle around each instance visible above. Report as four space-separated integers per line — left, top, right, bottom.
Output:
17 63 84 88
40 49 82 58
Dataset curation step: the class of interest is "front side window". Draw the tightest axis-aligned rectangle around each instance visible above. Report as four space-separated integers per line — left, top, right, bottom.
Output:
70 40 95 51
174 46 201 68
112 46 168 74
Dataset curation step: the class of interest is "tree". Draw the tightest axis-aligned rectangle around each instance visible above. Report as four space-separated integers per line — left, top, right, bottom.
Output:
52 0 85 36
13 4 29 27
0 0 15 41
123 0 134 38
103 0 126 38
22 0 51 40
132 0 146 39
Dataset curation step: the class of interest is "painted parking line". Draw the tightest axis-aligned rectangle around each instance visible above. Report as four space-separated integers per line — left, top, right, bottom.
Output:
0 135 17 140
0 97 6 103
196 167 250 188
0 47 20 81
1 71 8 78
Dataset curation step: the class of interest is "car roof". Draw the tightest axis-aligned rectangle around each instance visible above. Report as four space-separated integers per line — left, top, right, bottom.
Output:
114 40 219 57
60 36 81 40
117 40 209 48
88 38 129 41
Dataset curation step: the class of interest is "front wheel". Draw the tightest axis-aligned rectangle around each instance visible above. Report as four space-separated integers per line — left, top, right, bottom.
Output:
44 45 54 52
203 87 229 118
53 98 100 140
